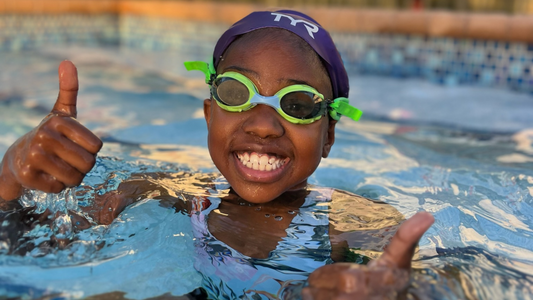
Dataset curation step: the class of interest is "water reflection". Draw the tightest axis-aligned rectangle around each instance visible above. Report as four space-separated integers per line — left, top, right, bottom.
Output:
0 156 406 299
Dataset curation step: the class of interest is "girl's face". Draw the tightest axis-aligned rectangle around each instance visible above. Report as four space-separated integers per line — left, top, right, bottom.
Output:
204 33 336 203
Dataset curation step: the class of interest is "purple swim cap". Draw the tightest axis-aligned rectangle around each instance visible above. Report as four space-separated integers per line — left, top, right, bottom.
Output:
213 10 349 98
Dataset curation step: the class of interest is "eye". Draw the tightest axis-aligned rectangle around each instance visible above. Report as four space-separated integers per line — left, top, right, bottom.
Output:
281 92 322 118
214 78 249 106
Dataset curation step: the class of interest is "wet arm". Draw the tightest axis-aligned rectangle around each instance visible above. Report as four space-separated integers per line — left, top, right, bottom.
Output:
80 173 191 225
0 158 24 201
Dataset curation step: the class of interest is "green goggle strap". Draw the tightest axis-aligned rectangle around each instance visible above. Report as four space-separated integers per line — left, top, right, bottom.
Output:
329 98 363 121
184 60 216 84
184 61 363 122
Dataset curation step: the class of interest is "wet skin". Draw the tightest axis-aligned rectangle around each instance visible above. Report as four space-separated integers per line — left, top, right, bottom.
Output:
204 34 336 204
207 189 308 259
0 61 102 201
0 50 434 299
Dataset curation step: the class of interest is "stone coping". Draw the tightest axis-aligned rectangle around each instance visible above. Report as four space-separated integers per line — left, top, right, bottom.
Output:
1 0 533 42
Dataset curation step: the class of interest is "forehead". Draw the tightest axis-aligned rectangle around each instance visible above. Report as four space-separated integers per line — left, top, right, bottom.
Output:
217 29 332 98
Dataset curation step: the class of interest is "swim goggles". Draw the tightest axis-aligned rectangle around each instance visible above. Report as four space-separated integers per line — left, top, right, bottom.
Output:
184 61 362 125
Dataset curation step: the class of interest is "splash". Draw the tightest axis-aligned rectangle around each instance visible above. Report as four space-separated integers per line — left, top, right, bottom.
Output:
19 188 79 241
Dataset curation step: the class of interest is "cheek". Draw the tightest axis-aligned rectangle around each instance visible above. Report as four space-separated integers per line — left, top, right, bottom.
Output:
207 108 241 164
290 122 328 169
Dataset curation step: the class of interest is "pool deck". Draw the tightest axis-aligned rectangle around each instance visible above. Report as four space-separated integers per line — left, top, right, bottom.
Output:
1 0 533 43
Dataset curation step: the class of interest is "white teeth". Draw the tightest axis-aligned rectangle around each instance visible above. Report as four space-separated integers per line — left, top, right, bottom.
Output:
236 151 286 172
260 156 269 166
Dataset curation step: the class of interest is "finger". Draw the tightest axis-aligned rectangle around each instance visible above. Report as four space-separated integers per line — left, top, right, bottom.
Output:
301 287 337 300
22 172 65 194
301 287 314 300
50 133 98 174
17 167 66 194
35 154 85 187
308 264 351 289
55 142 97 175
49 116 102 155
367 267 409 293
308 263 369 294
52 60 78 118
302 287 366 300
376 211 434 269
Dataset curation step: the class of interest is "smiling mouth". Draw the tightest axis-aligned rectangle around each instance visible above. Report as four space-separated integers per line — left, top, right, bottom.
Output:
235 151 289 172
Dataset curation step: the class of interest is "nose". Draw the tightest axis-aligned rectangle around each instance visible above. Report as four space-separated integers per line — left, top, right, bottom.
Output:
242 104 285 139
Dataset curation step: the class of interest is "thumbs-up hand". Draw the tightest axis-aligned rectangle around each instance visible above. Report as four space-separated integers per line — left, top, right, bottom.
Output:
302 212 435 300
0 61 102 201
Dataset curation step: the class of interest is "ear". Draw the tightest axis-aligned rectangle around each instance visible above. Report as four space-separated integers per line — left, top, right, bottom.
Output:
203 98 212 127
322 119 337 158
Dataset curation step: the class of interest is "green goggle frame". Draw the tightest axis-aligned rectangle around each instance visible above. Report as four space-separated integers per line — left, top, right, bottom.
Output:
184 61 362 124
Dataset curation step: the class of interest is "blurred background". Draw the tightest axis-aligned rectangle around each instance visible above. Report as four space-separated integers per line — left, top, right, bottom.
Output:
1 0 533 162
188 0 533 13
1 0 532 145
1 0 532 91
3 0 533 13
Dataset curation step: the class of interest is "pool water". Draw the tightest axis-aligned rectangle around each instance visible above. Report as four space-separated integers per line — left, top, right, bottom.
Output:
1 46 533 299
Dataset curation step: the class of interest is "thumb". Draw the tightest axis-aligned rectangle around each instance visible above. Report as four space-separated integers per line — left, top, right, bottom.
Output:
52 60 79 118
374 211 434 270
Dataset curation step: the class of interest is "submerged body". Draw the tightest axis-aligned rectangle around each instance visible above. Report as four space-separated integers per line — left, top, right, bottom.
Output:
0 167 403 299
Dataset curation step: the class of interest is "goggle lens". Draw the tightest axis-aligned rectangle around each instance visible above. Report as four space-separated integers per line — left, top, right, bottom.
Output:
280 91 323 119
214 77 249 106
213 77 325 120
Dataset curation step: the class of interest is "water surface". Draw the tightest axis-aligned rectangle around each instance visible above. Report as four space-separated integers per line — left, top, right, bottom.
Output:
0 47 532 299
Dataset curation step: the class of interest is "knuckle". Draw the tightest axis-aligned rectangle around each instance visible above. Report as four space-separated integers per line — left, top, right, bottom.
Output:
28 147 43 160
79 156 96 174
46 116 61 127
86 155 96 168
95 138 103 151
41 185 55 193
34 131 48 142
66 172 84 187
49 183 65 194
42 116 67 132
73 173 85 185
18 165 36 181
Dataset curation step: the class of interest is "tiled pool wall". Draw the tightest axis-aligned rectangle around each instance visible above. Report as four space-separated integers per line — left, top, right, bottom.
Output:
0 14 119 50
119 15 224 61
334 33 533 94
1 13 532 95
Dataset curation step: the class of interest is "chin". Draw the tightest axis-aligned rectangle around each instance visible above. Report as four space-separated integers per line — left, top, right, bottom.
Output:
228 179 309 204
231 186 284 204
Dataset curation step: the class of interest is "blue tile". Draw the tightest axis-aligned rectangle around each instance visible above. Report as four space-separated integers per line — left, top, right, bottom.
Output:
2 15 532 96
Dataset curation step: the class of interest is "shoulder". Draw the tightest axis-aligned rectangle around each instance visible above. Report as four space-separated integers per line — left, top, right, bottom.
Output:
329 188 404 231
325 187 405 262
